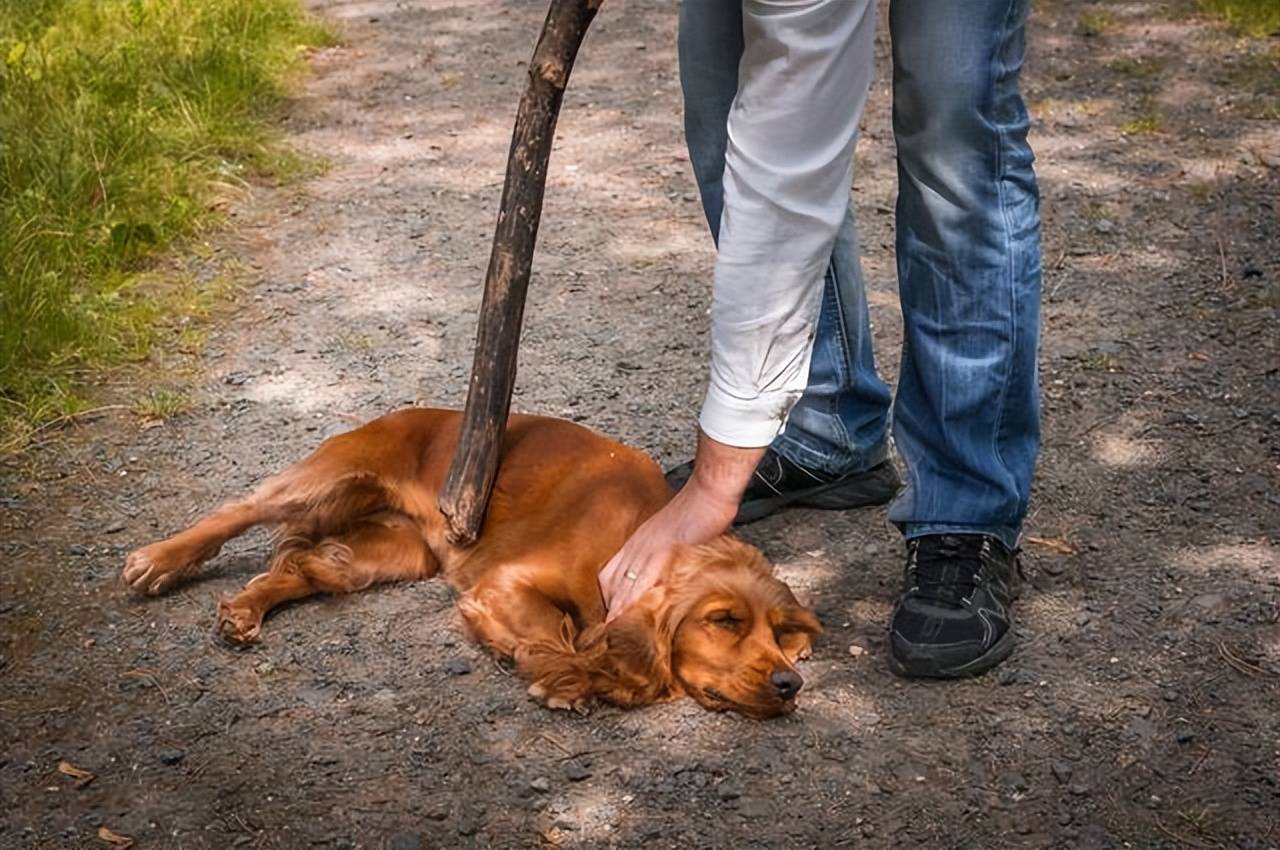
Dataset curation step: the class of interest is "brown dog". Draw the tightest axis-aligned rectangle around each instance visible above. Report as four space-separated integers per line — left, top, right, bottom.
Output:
123 409 821 718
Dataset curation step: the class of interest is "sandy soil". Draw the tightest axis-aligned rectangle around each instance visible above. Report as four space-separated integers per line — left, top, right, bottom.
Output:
2 0 1278 848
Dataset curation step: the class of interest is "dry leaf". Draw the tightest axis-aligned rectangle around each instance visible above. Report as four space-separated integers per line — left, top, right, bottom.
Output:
57 760 95 788
1253 143 1280 169
1025 535 1079 556
97 826 134 848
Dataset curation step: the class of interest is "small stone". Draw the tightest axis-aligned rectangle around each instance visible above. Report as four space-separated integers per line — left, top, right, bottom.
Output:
1051 761 1073 784
158 750 185 766
1095 219 1115 234
736 799 771 819
443 657 472 676
565 763 592 782
529 777 551 793
716 783 742 801
387 831 425 850
1067 782 1090 797
847 644 866 658
1175 730 1195 744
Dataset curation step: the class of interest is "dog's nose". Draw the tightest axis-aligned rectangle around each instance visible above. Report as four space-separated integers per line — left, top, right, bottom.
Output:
770 669 804 700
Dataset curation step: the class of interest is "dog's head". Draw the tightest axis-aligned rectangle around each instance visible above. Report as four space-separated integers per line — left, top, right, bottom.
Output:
592 537 821 718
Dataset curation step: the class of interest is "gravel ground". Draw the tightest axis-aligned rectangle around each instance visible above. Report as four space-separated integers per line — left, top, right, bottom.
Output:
1 1 1277 848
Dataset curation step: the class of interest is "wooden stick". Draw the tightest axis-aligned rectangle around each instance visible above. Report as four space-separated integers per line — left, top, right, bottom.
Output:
438 0 602 545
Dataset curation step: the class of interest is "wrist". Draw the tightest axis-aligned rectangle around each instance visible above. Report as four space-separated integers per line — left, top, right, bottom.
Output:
688 429 766 505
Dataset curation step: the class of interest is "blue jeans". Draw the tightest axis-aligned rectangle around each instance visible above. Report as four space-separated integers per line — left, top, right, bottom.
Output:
679 0 1042 549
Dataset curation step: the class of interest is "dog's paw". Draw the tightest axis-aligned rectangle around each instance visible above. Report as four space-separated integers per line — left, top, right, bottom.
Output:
528 679 591 715
215 600 262 645
122 543 199 596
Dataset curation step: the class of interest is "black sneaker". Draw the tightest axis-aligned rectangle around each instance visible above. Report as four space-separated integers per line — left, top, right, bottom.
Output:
664 449 900 525
888 534 1022 679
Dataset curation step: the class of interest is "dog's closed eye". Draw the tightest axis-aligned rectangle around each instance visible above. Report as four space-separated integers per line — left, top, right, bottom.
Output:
705 609 744 631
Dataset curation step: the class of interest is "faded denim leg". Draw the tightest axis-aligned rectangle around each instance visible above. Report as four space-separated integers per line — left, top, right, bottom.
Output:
886 0 1044 549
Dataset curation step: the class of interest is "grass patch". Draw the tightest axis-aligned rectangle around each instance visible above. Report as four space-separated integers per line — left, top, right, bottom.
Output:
0 0 334 447
1200 0 1280 36
1109 56 1166 77
1121 112 1164 135
132 386 193 421
1078 11 1117 37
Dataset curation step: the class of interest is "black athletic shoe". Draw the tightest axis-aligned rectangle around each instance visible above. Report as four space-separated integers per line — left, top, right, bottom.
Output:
664 449 900 525
888 534 1022 679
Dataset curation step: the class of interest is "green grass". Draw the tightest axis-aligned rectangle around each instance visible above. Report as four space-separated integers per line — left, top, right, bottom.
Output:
132 386 193 421
0 0 333 447
1200 0 1280 36
1109 57 1166 78
1121 112 1164 135
1078 11 1117 37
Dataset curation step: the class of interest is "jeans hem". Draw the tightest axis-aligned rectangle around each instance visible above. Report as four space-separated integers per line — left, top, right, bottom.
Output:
898 522 1021 552
772 432 890 477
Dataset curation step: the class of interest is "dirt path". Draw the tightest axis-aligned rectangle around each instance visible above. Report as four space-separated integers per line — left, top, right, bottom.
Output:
2 1 1277 848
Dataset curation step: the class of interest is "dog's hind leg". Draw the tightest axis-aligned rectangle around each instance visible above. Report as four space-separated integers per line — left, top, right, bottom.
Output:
123 443 394 596
216 511 435 644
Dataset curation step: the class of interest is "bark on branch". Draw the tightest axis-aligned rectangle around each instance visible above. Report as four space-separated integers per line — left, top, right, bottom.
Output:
437 0 602 545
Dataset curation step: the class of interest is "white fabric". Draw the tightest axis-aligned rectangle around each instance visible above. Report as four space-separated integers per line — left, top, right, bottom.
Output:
698 0 878 447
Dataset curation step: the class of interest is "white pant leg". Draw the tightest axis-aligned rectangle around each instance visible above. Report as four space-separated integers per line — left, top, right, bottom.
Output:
699 0 878 447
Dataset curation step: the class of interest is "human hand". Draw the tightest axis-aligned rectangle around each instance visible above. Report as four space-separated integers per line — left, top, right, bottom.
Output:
599 432 764 621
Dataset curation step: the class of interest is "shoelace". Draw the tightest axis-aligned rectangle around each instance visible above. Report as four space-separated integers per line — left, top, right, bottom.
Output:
907 535 988 607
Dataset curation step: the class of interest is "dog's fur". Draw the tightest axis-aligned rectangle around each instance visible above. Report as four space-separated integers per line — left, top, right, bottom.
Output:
123 409 821 717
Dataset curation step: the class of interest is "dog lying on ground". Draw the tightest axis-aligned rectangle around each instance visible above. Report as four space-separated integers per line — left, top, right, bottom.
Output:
122 408 821 718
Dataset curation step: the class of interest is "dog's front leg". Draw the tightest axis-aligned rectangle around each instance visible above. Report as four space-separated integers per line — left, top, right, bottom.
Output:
459 579 596 713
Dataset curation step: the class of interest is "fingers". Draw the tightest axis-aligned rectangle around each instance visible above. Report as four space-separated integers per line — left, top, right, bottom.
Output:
603 547 667 623
597 551 627 610
605 571 642 622
601 552 640 623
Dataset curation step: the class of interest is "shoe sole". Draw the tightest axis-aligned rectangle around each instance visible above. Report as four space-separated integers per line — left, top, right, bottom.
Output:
733 464 898 525
885 627 1018 680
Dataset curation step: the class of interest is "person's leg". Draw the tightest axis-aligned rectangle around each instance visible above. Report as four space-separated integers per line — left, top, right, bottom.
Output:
678 0 892 480
888 0 1042 549
885 0 1041 678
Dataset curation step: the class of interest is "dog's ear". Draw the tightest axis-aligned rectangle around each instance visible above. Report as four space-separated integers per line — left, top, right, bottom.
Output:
585 591 683 706
680 536 773 577
772 604 823 636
